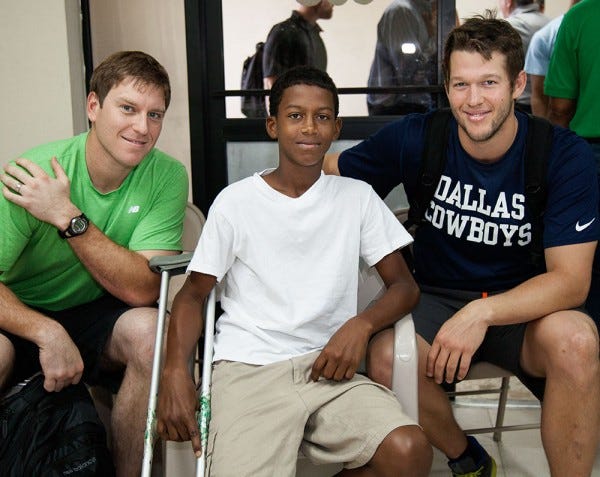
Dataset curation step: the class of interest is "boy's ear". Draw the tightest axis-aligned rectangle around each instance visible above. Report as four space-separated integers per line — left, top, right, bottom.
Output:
333 117 343 140
266 116 278 140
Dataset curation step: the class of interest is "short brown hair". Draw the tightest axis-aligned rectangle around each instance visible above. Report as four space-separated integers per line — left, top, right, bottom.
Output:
442 11 524 89
89 51 171 109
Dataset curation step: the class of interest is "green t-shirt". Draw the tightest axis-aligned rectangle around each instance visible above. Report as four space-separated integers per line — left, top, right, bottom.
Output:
0 132 189 310
545 0 600 137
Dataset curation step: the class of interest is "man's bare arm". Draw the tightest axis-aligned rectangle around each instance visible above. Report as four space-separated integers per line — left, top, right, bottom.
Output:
427 241 596 384
548 96 576 128
0 282 84 391
1 157 179 306
529 74 549 117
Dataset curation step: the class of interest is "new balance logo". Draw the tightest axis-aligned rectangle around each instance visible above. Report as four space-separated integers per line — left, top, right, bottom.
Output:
128 205 140 214
575 218 596 232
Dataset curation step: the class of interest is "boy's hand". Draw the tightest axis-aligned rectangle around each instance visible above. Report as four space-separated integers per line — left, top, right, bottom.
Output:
310 317 371 382
157 368 203 457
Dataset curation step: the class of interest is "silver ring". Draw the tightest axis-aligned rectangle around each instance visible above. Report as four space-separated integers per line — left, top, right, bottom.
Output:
15 182 22 194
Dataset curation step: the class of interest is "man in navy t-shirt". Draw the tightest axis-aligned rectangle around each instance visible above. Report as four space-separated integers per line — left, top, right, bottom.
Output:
325 12 599 477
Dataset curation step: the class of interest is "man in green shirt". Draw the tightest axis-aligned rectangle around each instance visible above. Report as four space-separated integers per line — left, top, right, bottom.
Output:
0 51 188 476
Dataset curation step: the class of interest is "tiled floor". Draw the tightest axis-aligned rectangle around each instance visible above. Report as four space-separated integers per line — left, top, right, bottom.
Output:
429 385 600 477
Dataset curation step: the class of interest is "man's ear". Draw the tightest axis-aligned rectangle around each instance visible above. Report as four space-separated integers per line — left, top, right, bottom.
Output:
266 116 278 140
512 70 527 100
87 91 100 122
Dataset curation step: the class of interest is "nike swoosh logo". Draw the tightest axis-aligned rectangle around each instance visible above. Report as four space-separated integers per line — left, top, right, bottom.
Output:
575 218 596 232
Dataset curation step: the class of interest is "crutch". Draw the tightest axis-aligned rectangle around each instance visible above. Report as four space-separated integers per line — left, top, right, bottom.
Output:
141 252 195 477
195 284 216 477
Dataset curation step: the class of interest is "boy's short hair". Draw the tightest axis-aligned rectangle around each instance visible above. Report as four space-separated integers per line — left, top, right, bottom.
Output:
442 11 524 89
268 66 339 118
90 51 171 109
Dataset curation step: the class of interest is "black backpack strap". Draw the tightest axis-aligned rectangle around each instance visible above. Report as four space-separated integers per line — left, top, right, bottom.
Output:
401 109 452 271
524 114 553 268
406 108 453 229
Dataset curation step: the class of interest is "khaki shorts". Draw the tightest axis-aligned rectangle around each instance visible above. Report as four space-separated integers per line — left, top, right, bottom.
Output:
206 351 416 477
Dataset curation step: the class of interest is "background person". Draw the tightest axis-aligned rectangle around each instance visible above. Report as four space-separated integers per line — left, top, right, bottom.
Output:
499 0 549 113
366 0 438 116
545 0 600 328
524 0 580 117
262 0 334 90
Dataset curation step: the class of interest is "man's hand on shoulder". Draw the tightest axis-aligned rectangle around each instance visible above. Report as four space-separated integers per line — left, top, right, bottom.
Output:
1 157 80 230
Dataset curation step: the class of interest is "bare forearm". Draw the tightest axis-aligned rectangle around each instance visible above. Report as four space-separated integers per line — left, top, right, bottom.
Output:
67 224 167 306
0 282 60 345
472 270 589 328
356 280 419 336
164 288 205 370
548 97 576 128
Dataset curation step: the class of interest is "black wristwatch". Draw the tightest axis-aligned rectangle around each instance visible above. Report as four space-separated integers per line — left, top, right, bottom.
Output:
58 213 89 239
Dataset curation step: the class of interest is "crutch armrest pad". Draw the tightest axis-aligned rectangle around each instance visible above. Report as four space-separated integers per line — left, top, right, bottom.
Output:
149 252 194 274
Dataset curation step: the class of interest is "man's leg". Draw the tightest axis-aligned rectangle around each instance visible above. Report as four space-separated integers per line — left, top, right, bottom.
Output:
368 330 495 476
368 329 468 457
101 307 158 477
0 334 15 389
521 310 600 476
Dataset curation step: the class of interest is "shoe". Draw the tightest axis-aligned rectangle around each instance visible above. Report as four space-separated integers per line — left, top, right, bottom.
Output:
448 453 497 477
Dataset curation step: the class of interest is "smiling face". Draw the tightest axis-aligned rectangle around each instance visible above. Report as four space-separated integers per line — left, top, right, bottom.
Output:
86 77 166 175
446 49 526 158
266 84 341 171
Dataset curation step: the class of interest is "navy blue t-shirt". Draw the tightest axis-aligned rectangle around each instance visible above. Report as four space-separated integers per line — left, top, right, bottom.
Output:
339 111 599 291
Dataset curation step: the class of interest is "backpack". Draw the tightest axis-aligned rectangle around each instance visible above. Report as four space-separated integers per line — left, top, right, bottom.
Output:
241 42 268 118
0 374 115 477
404 108 553 268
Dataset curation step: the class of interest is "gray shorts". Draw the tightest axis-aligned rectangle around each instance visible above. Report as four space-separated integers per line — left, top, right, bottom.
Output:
413 286 547 400
206 351 417 476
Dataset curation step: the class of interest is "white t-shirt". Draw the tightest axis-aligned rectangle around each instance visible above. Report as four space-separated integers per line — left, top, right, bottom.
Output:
188 170 412 365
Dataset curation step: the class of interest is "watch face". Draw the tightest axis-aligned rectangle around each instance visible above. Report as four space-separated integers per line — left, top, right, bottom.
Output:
71 217 88 234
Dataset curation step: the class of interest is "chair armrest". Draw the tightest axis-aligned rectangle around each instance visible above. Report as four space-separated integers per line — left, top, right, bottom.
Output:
392 315 419 422
149 252 194 275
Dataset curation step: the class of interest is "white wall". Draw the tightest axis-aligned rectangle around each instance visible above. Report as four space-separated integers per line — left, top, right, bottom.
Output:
0 0 86 167
88 0 192 198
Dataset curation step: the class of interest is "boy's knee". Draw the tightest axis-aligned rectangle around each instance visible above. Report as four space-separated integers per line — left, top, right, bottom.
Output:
378 425 433 476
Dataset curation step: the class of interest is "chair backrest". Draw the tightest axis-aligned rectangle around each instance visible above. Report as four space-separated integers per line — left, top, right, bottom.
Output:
182 202 206 252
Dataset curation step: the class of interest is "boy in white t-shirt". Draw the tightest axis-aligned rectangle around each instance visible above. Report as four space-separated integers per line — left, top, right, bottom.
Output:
156 66 432 476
